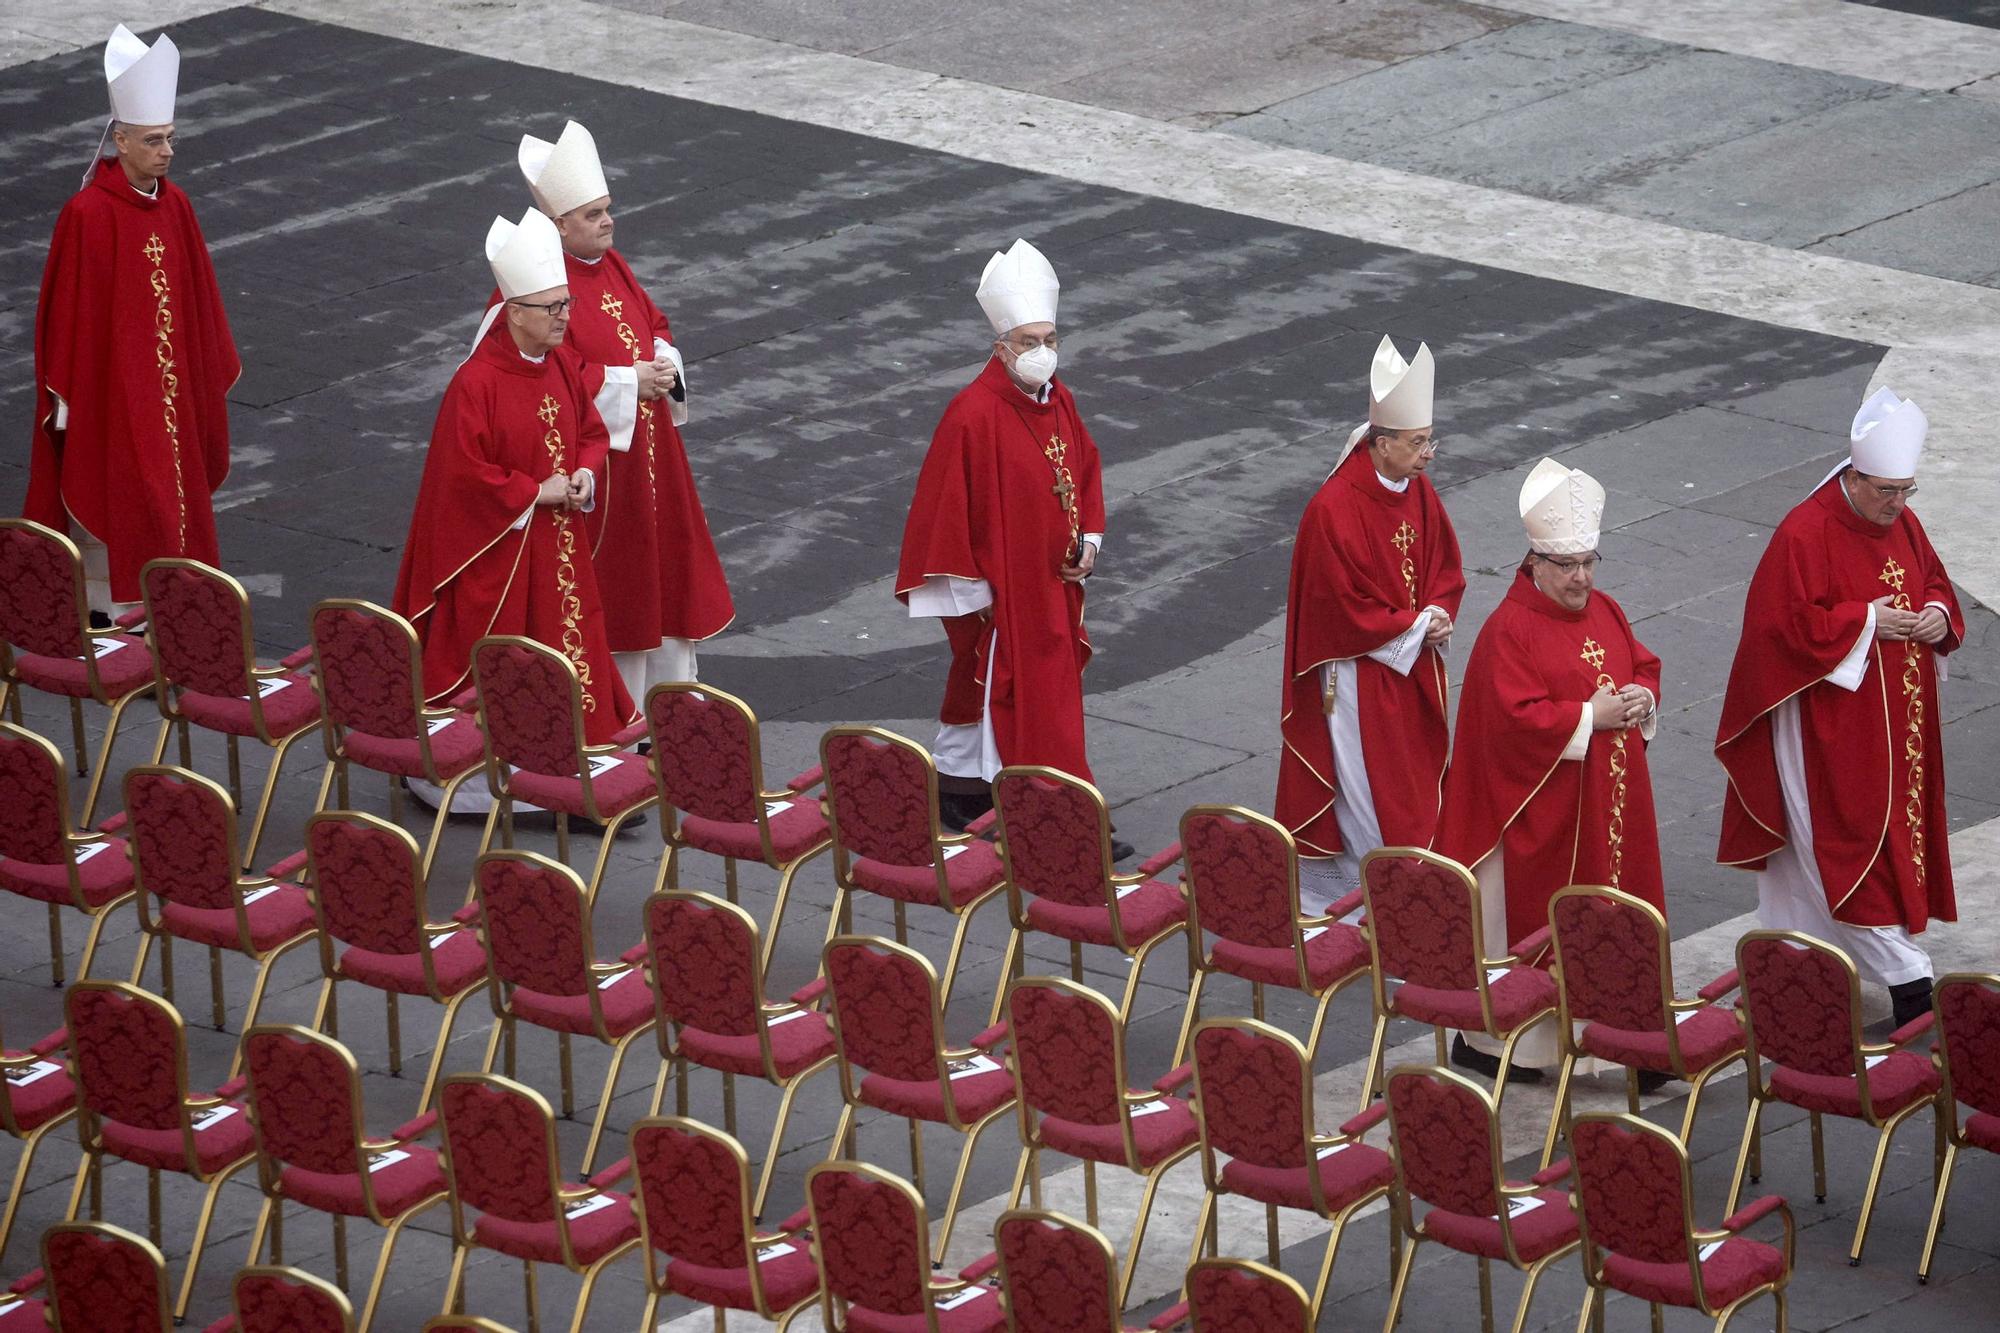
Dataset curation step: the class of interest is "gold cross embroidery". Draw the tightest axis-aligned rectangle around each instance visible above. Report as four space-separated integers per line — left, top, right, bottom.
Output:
599 291 624 321
1391 521 1416 554
1879 558 1907 592
538 394 561 428
1579 638 1606 671
143 233 165 265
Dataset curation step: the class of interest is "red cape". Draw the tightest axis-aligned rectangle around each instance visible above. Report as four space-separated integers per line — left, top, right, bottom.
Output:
391 326 635 743
1275 446 1465 855
895 358 1107 779
1435 567 1664 943
1715 480 1961 930
24 159 239 600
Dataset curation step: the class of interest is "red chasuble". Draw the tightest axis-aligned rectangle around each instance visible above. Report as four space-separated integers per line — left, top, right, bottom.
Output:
1435 567 1665 944
392 326 636 743
1275 445 1465 856
895 358 1107 780
488 249 734 647
1715 480 1961 931
24 159 239 601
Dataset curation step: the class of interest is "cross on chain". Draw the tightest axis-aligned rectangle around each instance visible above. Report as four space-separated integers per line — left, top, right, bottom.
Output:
1391 521 1417 555
1879 558 1907 592
538 394 562 427
143 233 165 265
1579 638 1606 672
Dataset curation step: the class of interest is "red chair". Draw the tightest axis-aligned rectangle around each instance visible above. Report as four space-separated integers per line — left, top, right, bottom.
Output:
38 1221 174 1331
424 1321 516 1333
1178 805 1370 1069
0 1015 76 1267
981 1209 1150 1333
1358 848 1559 1111
1574 1112 1793 1331
646 681 831 973
1543 885 1747 1166
1186 1017 1394 1317
823 935 1018 1259
1726 929 1942 1265
202 1265 355 1333
819 725 1009 1009
470 635 654 901
0 721 136 986
993 766 1188 1026
621 1116 819 1329
1148 1258 1313 1333
0 518 155 826
0 1271 43 1331
139 558 321 872
643 889 836 1220
1003 976 1199 1305
803 1160 1005 1332
309 599 485 881
241 1025 449 1329
473 851 654 1175
1921 972 2000 1281
306 811 491 1112
61 979 257 1322
1380 1064 1581 1333
124 765 316 1075
436 1073 640 1333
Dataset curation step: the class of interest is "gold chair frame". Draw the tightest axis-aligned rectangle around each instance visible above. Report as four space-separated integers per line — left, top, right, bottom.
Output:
0 720 137 987
0 1011 78 1268
229 1264 357 1333
1163 1256 1314 1332
990 1207 1129 1331
1919 971 2000 1282
804 1159 995 1333
40 1219 175 1332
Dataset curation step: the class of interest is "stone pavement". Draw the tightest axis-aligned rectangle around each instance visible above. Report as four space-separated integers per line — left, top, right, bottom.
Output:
2 3 1999 1330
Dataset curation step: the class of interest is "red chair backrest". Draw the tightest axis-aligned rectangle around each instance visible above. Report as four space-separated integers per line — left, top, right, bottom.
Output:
1192 1024 1307 1170
1364 852 1479 990
1936 975 2000 1119
44 1225 168 1332
474 639 580 778
244 1029 361 1176
308 815 426 954
0 724 70 865
1182 810 1295 950
647 687 758 824
0 521 87 659
995 771 1107 909
1571 1118 1690 1265
1551 891 1668 1031
66 984 184 1133
232 1269 352 1333
126 767 239 911
1738 935 1856 1077
1187 1262 1310 1333
311 604 422 741
646 894 760 1038
477 855 592 997
996 1213 1118 1332
1010 983 1123 1126
808 1167 928 1317
631 1120 752 1270
440 1079 559 1224
144 562 253 698
826 941 939 1083
1384 1069 1500 1217
822 731 935 867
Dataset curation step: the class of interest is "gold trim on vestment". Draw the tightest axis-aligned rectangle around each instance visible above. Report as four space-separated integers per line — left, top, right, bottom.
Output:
142 231 188 553
539 392 595 713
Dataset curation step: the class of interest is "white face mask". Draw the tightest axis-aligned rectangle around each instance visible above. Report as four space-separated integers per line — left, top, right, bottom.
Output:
1010 343 1058 389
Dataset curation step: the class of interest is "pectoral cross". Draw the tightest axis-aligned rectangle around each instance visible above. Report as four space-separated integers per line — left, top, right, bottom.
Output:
1579 638 1606 671
1391 521 1416 554
142 233 165 266
1879 558 1906 592
1053 473 1074 507
538 395 562 427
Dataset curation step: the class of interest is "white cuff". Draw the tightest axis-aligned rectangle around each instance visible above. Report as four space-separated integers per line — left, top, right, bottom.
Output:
52 391 68 430
1635 686 1659 742
1081 532 1102 553
906 575 993 617
575 467 595 513
510 504 534 532
1560 703 1592 761
596 366 638 453
1826 606 1875 692
658 339 688 427
1364 611 1429 677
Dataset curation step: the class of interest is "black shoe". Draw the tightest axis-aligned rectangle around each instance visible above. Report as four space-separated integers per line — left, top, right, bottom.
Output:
937 790 993 833
1109 838 1136 863
1890 977 1934 1029
1635 1068 1675 1095
88 611 114 631
1450 1034 1545 1084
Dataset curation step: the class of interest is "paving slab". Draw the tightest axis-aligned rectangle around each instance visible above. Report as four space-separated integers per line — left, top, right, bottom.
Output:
1807 178 2000 286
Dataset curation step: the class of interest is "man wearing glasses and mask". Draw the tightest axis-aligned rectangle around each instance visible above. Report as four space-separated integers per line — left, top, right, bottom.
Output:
896 239 1113 848
1276 336 1464 911
1716 388 1961 1026
1435 459 1664 1080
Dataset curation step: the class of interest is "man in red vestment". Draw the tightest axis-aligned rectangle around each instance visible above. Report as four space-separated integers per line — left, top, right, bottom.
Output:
1435 458 1663 1078
393 209 635 757
1716 388 1961 1025
24 25 238 620
514 121 733 702
896 239 1114 848
1277 336 1464 911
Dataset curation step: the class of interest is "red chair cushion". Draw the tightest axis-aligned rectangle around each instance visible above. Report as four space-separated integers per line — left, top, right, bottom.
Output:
158 883 316 951
1579 1005 1745 1074
175 674 323 739
1965 1111 2000 1154
507 752 655 819
1418 1188 1580 1262
850 840 1005 907
12 637 155 700
101 1098 255 1172
1211 923 1368 992
1768 1050 1940 1119
336 928 489 998
665 1235 822 1312
677 1011 837 1080
507 966 655 1039
1036 1094 1198 1170
1395 966 1558 1033
1024 878 1186 949
1601 1236 1786 1308
679 800 831 866
340 715 485 780
1218 1141 1394 1214
0 836 133 907
3 1050 77 1132
279 1142 447 1217
859 1060 1016 1125
845 1284 1006 1333
0 1297 47 1332
472 1190 639 1264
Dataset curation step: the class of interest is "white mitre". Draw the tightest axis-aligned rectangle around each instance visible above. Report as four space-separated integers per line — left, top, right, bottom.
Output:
519 120 609 218
1519 458 1606 555
486 209 567 299
1369 335 1434 430
105 24 179 125
1850 387 1926 477
977 238 1060 336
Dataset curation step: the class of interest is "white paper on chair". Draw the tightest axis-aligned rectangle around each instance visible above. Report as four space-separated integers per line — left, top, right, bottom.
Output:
1115 882 1146 899
763 800 794 818
765 1008 813 1029
596 968 633 991
1316 1142 1350 1160
367 1149 411 1173
190 1105 239 1132
426 717 457 736
0 1300 23 1319
946 1054 1002 1080
1127 1099 1174 1120
1302 926 1328 942
4 1061 63 1088
1674 1009 1704 1025
1864 1054 1888 1069
1504 1195 1545 1219
427 931 462 951
1484 967 1511 985
255 678 292 699
241 886 281 906
1697 1240 1726 1262
939 844 970 862
934 1287 992 1312
755 1242 797 1262
587 754 624 777
564 1194 619 1220
90 636 127 659
72 840 114 865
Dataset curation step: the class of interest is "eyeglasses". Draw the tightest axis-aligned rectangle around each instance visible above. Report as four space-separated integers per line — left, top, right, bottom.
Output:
1389 433 1441 456
1536 553 1602 575
508 296 574 317
1853 473 1918 499
1002 333 1060 353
